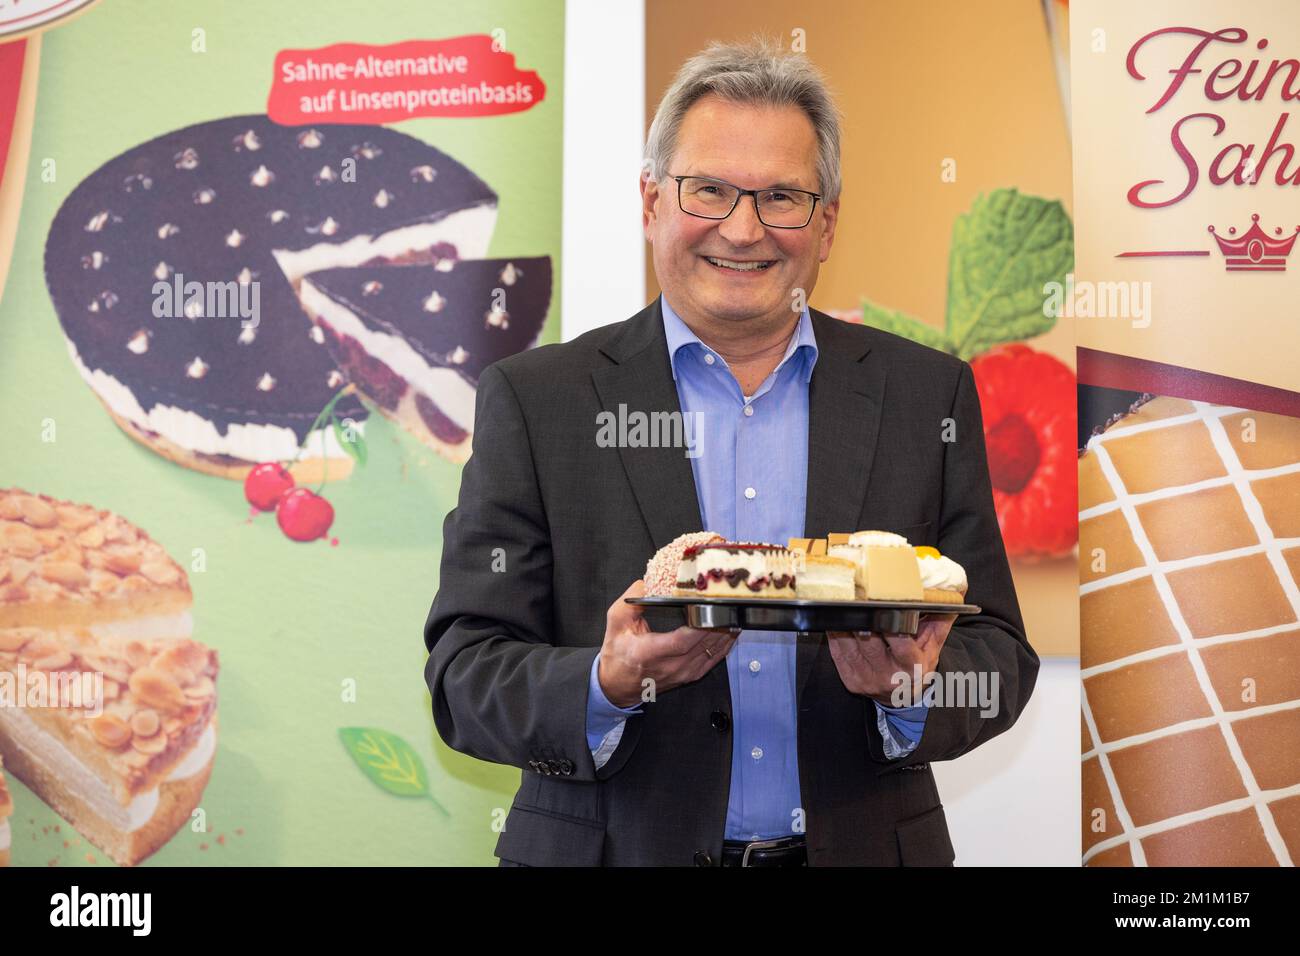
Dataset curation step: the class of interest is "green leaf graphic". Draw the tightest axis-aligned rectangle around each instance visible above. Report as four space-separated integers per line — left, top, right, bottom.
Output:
332 415 368 468
339 727 429 797
944 188 1073 360
858 301 952 353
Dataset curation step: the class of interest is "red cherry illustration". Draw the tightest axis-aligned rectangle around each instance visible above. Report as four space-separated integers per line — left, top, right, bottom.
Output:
244 462 295 512
276 488 335 542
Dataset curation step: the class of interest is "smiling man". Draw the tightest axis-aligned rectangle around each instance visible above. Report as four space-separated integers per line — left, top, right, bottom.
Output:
424 37 1038 867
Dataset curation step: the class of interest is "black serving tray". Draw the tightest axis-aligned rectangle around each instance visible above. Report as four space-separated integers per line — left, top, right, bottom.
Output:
625 596 981 636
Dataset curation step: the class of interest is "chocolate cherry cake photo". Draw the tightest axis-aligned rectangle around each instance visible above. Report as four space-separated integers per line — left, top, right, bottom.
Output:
44 114 552 480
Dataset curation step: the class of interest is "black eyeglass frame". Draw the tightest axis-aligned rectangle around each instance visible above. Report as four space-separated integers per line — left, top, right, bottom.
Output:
670 174 823 229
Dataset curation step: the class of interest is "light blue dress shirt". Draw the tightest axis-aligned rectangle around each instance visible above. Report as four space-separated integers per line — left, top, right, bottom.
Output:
585 294 928 841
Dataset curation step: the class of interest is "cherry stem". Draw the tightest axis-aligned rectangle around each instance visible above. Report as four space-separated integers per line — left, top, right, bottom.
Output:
286 384 356 489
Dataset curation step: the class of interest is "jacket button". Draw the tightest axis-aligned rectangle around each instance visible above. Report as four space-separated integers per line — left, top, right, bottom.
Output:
710 710 731 733
547 759 561 774
559 759 574 775
540 762 553 775
528 760 539 772
693 850 713 866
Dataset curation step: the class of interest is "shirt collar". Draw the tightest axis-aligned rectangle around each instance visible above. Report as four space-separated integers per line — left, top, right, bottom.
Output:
660 293 819 384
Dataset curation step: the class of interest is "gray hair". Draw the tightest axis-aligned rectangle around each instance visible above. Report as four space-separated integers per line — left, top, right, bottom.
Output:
643 36 843 204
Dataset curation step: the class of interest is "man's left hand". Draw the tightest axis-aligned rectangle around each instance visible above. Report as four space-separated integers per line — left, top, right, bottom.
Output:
826 613 958 707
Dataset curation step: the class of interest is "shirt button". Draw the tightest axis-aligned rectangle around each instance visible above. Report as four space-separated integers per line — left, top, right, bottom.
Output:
743 405 754 417
751 746 764 761
744 487 756 499
749 659 761 673
704 353 715 365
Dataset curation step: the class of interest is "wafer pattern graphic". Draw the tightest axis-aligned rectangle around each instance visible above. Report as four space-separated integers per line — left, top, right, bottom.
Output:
1079 397 1300 866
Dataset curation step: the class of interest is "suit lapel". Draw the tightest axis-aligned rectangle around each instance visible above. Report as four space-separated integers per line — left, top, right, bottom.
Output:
591 298 705 552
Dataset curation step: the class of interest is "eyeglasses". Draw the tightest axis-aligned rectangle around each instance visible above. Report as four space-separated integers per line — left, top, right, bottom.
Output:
671 175 822 229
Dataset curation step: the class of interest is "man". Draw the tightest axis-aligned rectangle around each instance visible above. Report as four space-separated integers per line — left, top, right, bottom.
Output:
424 38 1038 866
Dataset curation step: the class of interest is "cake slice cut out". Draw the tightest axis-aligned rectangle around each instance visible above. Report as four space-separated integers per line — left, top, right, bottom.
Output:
299 257 551 462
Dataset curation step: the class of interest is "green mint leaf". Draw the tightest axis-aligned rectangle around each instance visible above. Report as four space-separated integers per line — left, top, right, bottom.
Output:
858 300 954 353
339 727 429 798
944 188 1073 360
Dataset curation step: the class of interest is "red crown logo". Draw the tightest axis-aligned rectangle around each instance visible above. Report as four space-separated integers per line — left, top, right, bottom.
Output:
1208 214 1300 272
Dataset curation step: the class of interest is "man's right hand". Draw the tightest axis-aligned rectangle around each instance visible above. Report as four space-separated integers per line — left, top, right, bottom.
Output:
597 579 739 708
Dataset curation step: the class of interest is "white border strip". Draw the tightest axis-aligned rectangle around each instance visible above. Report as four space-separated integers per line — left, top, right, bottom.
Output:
561 0 647 341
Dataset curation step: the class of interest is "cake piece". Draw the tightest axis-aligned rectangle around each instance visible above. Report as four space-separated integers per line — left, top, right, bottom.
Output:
0 488 216 866
828 530 925 601
299 257 551 463
0 627 218 867
793 554 856 601
673 542 797 599
643 531 724 596
0 488 192 635
44 114 500 479
914 546 968 604
0 753 11 867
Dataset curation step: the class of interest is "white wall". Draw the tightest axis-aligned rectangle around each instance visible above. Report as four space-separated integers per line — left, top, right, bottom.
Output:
562 0 646 338
560 0 1080 865
934 657 1080 865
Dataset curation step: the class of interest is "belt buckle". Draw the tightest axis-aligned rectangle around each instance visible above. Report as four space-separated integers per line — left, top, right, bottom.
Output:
740 837 791 867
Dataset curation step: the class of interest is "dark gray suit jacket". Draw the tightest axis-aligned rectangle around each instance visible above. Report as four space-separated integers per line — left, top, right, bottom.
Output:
423 297 1039 866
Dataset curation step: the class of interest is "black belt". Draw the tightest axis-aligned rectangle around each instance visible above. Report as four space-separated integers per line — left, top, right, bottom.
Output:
720 835 807 867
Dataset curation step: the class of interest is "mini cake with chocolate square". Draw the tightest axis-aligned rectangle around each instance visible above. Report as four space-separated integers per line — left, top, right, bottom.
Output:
828 530 927 601
44 114 499 479
299 257 551 462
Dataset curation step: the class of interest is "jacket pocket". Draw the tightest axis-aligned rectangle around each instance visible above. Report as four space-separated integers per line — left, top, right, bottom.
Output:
495 803 606 866
895 803 956 866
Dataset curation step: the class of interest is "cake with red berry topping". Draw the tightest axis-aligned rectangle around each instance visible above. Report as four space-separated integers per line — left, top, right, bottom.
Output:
299 257 550 462
643 531 724 597
44 114 498 480
674 541 797 599
0 488 218 866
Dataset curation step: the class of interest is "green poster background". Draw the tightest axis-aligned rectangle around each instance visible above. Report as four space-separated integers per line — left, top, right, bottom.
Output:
1 0 564 865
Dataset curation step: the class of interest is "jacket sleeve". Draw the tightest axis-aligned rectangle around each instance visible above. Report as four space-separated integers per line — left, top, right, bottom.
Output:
423 362 606 782
865 360 1041 768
